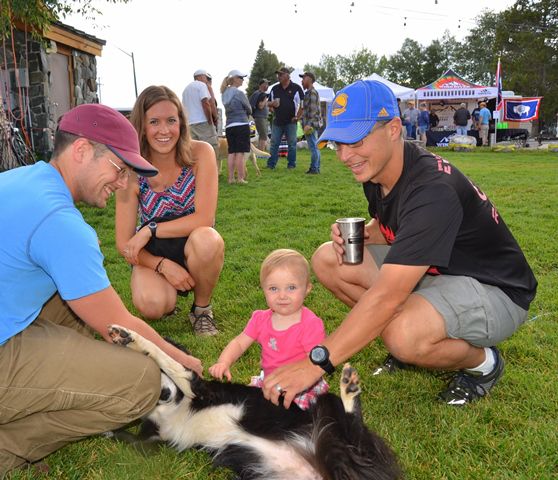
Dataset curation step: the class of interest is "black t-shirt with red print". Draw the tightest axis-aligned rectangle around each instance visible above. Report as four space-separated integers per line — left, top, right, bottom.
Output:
363 141 537 310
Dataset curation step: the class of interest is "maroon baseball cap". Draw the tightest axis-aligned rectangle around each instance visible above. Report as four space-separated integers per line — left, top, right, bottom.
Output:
58 103 158 177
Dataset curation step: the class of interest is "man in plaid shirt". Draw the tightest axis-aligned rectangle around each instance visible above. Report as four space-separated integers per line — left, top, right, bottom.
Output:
299 72 323 174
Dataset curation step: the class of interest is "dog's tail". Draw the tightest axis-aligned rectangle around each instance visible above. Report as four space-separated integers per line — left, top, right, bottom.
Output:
312 365 403 480
312 395 402 480
250 143 270 158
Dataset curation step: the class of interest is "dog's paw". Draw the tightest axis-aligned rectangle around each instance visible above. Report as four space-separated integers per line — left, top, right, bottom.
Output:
108 325 134 346
340 363 361 399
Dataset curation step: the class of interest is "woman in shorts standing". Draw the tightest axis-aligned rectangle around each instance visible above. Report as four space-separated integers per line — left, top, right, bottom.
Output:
220 70 252 184
115 85 224 336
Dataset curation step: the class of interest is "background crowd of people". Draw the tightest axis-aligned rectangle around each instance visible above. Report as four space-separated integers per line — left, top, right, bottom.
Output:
399 97 493 145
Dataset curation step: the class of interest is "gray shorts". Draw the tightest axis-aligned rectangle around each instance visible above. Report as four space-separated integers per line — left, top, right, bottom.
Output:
254 117 269 139
366 245 528 347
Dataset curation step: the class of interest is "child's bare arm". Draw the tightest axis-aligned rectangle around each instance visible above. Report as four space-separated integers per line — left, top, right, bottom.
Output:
208 333 254 381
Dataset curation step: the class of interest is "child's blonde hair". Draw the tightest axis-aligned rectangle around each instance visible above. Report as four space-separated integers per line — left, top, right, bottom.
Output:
260 249 310 287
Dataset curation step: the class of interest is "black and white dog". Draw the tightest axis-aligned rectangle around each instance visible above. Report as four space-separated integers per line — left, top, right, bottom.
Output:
108 325 403 480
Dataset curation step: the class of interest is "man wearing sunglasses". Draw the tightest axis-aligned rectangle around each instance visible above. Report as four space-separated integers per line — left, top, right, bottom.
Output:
264 80 537 408
0 103 202 474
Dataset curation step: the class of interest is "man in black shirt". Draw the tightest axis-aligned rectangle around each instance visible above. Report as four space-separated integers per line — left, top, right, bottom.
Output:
263 80 537 407
267 67 304 169
453 102 471 136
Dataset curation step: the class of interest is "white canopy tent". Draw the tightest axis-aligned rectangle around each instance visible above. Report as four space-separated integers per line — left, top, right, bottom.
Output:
268 68 335 102
363 73 415 100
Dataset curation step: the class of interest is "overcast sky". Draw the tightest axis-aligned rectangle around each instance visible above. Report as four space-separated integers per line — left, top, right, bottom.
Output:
67 0 516 108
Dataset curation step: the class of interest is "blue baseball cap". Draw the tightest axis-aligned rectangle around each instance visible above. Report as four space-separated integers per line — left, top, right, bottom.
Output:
318 80 399 148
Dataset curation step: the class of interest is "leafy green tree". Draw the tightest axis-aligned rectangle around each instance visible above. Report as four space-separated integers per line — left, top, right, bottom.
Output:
421 32 460 85
386 38 424 87
338 48 387 86
247 41 281 96
1 0 129 39
494 0 558 126
305 47 388 92
376 55 390 78
304 55 338 90
457 10 500 85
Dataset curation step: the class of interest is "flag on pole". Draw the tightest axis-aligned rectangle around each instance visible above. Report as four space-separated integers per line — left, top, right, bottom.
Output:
495 58 503 117
503 98 543 122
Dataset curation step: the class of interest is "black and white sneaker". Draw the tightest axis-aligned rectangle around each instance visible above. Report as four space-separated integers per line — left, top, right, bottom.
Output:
438 347 505 406
372 353 412 376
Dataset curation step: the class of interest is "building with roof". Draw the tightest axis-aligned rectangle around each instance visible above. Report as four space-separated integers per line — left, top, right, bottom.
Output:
0 21 105 159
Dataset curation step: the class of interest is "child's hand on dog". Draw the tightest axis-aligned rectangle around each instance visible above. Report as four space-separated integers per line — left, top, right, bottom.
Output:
209 362 232 381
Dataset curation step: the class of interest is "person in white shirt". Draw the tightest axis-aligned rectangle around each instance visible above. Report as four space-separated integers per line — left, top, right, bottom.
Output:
182 69 219 160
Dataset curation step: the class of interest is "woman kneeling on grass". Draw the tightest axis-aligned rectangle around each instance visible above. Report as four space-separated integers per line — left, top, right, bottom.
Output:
115 85 224 336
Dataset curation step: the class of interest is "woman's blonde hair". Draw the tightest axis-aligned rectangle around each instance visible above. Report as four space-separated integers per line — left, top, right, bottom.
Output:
220 75 234 95
260 249 311 287
130 85 193 167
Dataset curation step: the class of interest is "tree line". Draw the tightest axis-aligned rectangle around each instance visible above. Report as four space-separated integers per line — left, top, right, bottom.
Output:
248 0 557 127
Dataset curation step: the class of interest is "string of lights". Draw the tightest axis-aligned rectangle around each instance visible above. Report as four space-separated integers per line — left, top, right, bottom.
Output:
288 1 556 34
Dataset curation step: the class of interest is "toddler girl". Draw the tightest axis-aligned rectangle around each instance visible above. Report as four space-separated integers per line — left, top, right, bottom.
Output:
209 249 328 409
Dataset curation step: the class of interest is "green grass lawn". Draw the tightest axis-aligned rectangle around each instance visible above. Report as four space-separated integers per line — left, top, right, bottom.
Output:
10 148 558 479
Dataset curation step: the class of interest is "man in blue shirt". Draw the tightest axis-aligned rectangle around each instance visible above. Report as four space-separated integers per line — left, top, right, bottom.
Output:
478 101 492 146
0 104 202 475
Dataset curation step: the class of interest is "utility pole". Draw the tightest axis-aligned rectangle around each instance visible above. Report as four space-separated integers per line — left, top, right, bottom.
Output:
116 47 138 99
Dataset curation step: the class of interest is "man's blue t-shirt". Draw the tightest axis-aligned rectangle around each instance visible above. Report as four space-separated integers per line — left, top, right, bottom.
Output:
0 161 110 344
479 107 491 125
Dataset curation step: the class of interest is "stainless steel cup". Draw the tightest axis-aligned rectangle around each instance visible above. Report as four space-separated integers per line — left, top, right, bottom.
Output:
336 217 365 265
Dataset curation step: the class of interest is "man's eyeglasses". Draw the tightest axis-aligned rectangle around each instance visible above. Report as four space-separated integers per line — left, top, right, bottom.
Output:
329 122 391 151
330 139 365 151
106 157 131 180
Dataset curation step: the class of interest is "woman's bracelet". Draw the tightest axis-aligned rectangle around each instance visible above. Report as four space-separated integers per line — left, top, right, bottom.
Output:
155 257 165 274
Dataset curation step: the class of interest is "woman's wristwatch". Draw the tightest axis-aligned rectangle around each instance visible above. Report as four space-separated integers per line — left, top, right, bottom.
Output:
148 221 157 238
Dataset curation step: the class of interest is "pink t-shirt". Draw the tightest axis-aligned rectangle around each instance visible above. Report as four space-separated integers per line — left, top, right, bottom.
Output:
243 307 326 376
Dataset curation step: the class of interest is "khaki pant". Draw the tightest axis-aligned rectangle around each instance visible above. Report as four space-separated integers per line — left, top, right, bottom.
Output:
190 121 219 160
480 124 489 145
0 294 160 474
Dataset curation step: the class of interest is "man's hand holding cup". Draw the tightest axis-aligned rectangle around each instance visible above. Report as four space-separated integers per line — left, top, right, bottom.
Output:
333 218 366 265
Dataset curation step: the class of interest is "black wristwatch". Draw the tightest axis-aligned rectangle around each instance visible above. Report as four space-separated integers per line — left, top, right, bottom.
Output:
148 221 157 238
309 345 335 375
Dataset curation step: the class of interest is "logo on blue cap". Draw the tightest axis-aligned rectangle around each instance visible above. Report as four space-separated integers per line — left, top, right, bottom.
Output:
332 93 348 117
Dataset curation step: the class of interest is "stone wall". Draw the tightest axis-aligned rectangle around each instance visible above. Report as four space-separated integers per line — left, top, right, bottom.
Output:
0 30 48 156
1 29 99 160
72 50 98 106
